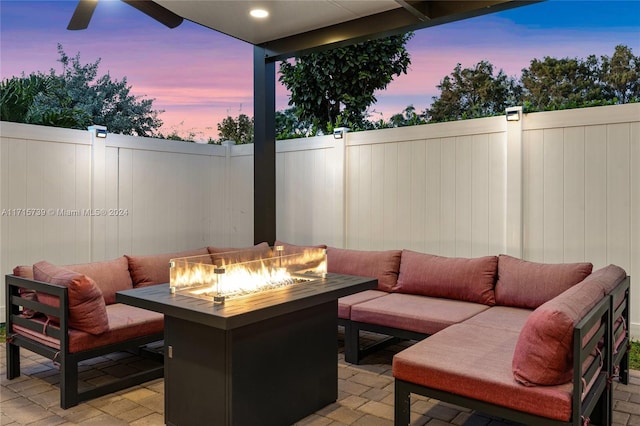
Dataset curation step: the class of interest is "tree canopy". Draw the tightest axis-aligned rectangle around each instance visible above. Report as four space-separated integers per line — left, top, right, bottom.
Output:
279 33 413 134
427 44 638 122
426 60 520 122
216 113 254 144
0 45 163 136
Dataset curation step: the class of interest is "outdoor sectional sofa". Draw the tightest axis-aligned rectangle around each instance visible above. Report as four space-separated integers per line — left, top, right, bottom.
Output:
330 247 630 425
4 244 270 409
5 243 630 425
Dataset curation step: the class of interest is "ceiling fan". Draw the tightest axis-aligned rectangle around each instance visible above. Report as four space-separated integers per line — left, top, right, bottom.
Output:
67 0 183 30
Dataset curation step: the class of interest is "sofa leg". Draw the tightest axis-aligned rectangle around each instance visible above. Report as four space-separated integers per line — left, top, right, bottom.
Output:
6 342 21 380
343 322 361 364
586 374 612 426
60 356 79 409
620 350 630 385
394 379 411 426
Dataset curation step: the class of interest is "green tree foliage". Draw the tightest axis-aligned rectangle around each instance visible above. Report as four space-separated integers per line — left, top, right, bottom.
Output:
275 107 319 140
388 105 426 127
426 45 638 122
1 73 90 128
427 60 519 122
0 45 163 136
520 56 604 111
279 33 413 134
601 44 640 103
216 113 254 144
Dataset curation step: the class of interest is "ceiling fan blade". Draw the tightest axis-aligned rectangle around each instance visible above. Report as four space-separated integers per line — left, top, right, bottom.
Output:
123 1 184 28
67 0 98 30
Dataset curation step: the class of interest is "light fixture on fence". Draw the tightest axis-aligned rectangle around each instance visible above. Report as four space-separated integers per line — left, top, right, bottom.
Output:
505 108 521 122
88 125 108 139
333 127 349 139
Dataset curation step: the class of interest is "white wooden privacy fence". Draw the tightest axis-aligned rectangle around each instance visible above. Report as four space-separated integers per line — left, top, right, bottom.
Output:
1 103 639 335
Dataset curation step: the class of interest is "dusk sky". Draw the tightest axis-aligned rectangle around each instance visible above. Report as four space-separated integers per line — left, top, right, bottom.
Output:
1 1 639 141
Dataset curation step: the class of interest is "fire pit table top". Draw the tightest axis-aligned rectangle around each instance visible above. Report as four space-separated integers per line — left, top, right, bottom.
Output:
116 273 377 330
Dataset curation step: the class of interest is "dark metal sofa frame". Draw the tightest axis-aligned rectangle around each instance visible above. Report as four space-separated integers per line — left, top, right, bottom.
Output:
610 276 631 385
5 274 164 409
394 287 620 426
338 317 427 364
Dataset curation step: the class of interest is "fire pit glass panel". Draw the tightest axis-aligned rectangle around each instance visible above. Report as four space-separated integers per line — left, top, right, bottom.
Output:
170 246 327 303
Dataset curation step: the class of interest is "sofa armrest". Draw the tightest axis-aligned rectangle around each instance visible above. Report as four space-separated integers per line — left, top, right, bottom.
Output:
6 274 70 343
572 294 611 419
609 276 631 383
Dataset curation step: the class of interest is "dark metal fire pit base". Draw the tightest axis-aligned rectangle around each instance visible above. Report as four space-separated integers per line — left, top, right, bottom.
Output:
116 274 377 426
165 302 335 426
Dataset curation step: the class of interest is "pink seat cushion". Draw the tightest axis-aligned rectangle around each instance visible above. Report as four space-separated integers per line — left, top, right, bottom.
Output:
327 247 401 292
33 261 109 335
462 306 532 333
65 257 133 305
126 247 211 287
350 293 489 335
338 290 388 319
11 304 163 353
512 271 605 386
495 255 593 309
396 250 497 305
393 323 574 421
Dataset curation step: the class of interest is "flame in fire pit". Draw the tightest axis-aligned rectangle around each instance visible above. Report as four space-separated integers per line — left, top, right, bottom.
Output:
170 247 327 302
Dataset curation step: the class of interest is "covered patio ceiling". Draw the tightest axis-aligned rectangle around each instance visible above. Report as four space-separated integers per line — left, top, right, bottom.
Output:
153 0 539 61
95 0 541 245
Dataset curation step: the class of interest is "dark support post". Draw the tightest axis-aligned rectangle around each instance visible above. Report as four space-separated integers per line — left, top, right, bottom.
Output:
394 380 411 426
253 46 276 245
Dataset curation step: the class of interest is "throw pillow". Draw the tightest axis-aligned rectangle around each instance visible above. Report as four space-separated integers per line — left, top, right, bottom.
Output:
326 247 401 292
396 250 497 305
33 261 109 335
495 255 592 309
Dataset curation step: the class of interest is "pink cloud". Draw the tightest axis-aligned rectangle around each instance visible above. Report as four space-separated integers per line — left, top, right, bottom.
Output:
2 4 638 138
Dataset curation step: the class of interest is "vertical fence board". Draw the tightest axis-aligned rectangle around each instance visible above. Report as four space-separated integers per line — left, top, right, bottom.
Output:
382 143 398 248
471 134 490 257
563 127 586 262
606 123 631 271
440 138 457 256
542 128 564 262
455 136 472 257
584 125 608 268
409 140 427 253
488 132 506 254
396 142 413 249
424 139 442 254
631 122 640 334
523 129 544 261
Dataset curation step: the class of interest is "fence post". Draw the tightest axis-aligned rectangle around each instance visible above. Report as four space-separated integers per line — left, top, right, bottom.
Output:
505 107 523 257
88 125 107 261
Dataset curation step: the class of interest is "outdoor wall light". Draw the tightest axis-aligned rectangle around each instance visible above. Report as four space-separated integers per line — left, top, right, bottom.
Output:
505 108 521 122
333 127 349 139
88 125 108 139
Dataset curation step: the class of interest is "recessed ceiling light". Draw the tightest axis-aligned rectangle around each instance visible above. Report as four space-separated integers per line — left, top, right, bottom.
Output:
250 8 269 19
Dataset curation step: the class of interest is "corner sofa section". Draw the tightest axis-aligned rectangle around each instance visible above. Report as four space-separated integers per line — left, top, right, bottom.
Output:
5 244 266 409
329 247 630 425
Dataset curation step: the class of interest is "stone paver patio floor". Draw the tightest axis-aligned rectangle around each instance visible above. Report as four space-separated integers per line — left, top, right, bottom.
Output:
2 332 640 425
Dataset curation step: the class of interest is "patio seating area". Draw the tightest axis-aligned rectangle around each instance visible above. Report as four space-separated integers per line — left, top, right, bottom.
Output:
2 330 640 426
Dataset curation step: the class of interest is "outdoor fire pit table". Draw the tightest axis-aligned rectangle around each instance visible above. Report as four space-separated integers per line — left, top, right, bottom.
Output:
116 273 376 426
